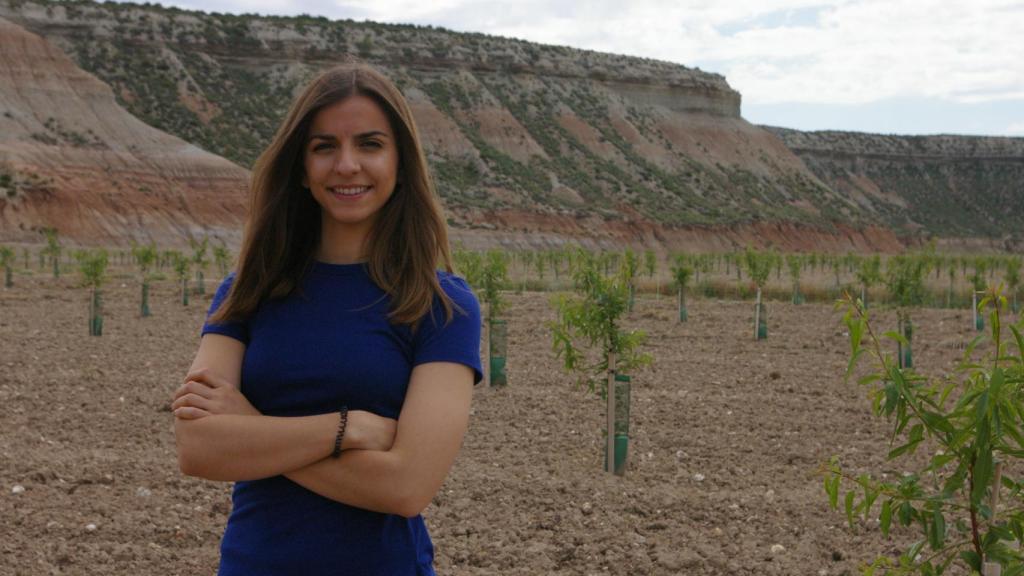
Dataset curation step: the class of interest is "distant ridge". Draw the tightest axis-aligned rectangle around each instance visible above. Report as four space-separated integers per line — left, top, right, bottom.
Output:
0 0 1020 251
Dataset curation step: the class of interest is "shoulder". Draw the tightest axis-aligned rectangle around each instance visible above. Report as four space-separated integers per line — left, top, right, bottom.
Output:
436 271 477 304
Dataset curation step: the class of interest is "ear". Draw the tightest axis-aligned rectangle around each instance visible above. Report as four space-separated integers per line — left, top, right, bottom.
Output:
301 173 309 189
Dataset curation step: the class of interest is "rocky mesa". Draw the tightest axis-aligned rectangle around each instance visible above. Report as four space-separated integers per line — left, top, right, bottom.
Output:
0 0 1019 251
0 14 248 247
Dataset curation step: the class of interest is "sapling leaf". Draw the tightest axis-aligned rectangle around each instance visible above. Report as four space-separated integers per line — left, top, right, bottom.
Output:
972 444 993 506
884 330 908 345
960 550 982 571
859 372 882 387
846 348 866 382
1010 325 1024 366
899 501 914 526
863 486 879 520
825 474 840 509
906 540 925 565
938 382 957 408
880 500 893 537
929 508 946 550
845 490 856 527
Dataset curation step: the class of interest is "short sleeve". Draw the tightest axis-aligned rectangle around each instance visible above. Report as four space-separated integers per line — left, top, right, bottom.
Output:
201 273 249 344
413 273 483 385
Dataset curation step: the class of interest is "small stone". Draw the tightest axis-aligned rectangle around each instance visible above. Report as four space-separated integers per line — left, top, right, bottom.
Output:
11 484 25 494
675 450 685 459
581 502 592 515
770 544 785 555
136 487 152 498
85 523 97 532
646 452 654 459
693 473 705 482
765 489 775 500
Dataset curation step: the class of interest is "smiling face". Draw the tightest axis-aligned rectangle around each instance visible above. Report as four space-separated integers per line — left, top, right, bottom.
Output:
302 94 400 258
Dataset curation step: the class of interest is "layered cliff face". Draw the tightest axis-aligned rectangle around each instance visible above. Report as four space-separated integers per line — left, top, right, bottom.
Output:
0 0 889 250
0 0 1017 251
0 14 248 247
764 128 1024 244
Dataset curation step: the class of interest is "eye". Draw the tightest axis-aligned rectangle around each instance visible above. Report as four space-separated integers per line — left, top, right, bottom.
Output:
360 140 383 149
312 142 334 152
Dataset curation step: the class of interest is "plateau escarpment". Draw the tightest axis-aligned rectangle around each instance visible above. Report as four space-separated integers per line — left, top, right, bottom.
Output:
1 0 887 250
0 0 1019 251
0 14 247 247
766 127 1024 244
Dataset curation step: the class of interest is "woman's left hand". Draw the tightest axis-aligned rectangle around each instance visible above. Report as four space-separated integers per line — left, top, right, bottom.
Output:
172 368 260 420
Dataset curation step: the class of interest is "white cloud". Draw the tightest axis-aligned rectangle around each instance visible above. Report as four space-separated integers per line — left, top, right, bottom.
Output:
150 0 1024 126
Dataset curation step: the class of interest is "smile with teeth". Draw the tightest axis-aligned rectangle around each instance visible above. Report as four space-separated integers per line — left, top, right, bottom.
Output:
328 185 371 197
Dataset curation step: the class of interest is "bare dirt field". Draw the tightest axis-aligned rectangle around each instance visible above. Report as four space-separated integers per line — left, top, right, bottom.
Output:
1 268 1015 575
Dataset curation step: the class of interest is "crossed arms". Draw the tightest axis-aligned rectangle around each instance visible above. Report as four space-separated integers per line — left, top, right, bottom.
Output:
173 333 473 518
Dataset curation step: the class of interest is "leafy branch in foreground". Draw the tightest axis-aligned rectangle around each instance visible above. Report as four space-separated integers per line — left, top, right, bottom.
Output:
825 286 1024 575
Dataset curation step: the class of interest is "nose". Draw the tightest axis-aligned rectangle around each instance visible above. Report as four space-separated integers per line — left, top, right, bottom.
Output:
334 146 360 175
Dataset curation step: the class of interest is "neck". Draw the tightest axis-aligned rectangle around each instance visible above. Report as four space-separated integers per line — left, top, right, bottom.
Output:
317 218 371 265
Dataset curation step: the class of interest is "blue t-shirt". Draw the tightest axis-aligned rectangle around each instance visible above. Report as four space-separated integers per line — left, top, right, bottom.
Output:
201 261 482 576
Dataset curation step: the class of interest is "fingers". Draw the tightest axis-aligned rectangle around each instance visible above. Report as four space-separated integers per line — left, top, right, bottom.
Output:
171 392 213 413
173 406 211 420
173 380 215 402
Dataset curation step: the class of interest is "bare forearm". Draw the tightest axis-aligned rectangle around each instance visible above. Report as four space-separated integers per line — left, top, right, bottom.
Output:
285 450 414 517
175 413 336 481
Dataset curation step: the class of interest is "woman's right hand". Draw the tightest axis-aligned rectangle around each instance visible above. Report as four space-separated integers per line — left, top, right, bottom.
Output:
346 410 397 452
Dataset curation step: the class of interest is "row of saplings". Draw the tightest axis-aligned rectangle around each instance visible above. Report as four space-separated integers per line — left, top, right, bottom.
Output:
0 232 229 336
9 236 1024 572
461 247 1024 575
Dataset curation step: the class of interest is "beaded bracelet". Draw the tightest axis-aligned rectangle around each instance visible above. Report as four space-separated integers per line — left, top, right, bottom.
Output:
331 406 349 459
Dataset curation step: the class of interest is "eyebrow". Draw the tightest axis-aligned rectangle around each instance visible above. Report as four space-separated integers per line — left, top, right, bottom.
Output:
309 131 391 142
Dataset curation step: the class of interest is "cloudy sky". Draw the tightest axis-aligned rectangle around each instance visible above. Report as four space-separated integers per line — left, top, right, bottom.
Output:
144 0 1023 136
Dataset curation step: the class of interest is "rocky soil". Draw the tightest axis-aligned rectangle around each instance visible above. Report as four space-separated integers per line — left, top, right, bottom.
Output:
1 267 1017 575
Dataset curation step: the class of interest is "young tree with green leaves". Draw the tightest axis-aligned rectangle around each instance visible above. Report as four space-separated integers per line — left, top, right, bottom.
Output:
856 255 882 310
75 249 108 336
457 249 511 387
947 266 958 309
744 248 773 340
885 255 928 368
172 251 191 306
551 249 651 475
190 237 209 296
827 286 1024 575
1006 257 1021 314
42 228 61 278
643 249 659 298
670 255 692 322
132 242 157 317
213 244 231 279
786 254 804 304
0 246 14 288
622 249 639 312
972 258 990 331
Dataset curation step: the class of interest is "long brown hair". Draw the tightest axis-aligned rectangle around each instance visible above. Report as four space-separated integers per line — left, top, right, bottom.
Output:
210 62 455 328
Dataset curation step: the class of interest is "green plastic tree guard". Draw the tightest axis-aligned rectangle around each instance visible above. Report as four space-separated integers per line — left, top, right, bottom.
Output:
141 282 151 317
603 374 631 476
489 319 507 387
756 302 768 340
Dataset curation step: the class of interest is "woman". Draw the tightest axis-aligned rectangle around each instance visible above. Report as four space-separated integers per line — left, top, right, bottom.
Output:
172 63 482 576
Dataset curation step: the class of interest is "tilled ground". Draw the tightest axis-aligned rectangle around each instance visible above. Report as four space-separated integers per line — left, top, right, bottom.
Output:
0 269 1013 575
